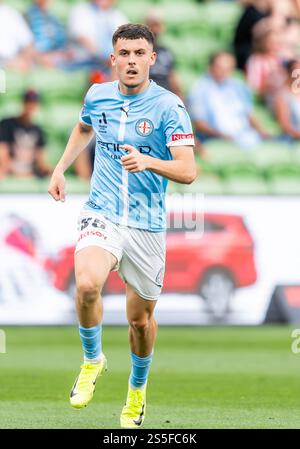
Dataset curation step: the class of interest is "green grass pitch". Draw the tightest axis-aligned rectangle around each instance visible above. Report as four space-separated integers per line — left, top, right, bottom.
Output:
0 325 299 429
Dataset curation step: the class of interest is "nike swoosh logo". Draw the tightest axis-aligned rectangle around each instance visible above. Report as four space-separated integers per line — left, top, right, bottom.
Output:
70 376 79 398
133 404 145 426
70 378 96 398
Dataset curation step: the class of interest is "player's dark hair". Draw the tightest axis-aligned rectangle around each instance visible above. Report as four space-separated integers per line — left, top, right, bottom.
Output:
112 23 154 47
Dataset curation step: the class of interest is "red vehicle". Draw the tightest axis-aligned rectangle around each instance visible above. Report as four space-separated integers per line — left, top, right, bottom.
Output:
45 212 257 316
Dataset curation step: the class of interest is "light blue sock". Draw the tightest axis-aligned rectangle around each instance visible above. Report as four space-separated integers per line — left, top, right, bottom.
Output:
129 352 153 390
78 324 102 363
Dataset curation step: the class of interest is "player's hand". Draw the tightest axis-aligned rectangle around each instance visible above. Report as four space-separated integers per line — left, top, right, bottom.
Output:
120 144 149 173
48 169 66 202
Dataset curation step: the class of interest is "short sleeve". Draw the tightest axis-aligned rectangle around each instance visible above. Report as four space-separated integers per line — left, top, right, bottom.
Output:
164 98 195 147
79 84 96 126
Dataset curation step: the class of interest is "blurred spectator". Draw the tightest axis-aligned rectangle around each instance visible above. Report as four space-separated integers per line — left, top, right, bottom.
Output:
233 0 300 70
233 0 272 70
68 0 128 73
268 0 300 58
246 19 285 100
0 90 52 179
0 1 35 70
273 59 300 141
187 52 271 149
145 9 183 97
272 0 300 20
26 0 69 68
277 18 300 61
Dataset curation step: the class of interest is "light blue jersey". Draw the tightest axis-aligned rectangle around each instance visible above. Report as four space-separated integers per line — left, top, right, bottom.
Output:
79 80 194 231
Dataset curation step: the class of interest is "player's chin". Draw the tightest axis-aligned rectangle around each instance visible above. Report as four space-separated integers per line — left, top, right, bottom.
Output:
122 76 143 89
123 81 141 89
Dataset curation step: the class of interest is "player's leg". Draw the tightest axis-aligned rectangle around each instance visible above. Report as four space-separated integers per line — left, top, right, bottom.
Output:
70 245 117 408
126 284 157 359
118 226 166 427
75 245 117 357
120 284 158 428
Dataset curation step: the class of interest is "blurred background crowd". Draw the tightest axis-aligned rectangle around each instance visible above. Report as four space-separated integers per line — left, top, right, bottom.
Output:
1 0 300 195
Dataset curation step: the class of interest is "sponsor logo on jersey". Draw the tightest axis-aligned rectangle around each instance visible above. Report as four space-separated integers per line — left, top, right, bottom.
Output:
98 140 152 159
171 133 194 141
78 230 108 242
135 118 154 137
98 112 108 133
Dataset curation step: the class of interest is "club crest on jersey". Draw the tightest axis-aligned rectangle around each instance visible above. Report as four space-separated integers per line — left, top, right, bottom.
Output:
135 118 154 137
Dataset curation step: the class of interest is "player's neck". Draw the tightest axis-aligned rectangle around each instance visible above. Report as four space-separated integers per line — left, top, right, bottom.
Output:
118 79 150 96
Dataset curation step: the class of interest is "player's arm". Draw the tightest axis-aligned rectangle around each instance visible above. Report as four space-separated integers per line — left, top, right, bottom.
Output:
48 122 94 201
121 144 197 184
147 145 197 184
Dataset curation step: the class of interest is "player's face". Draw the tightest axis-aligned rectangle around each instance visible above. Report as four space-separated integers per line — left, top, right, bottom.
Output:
111 38 156 92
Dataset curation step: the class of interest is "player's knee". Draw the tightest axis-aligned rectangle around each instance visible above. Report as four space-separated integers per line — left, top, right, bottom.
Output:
76 275 103 304
129 316 152 334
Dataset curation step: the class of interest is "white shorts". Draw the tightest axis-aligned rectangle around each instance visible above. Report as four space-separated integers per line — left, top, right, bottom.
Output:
75 210 166 301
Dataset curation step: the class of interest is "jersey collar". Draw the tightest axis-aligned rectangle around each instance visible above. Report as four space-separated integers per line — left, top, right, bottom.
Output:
115 79 154 100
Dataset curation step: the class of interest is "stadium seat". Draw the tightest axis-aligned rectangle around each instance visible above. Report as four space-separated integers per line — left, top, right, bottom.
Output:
224 176 270 195
47 138 65 166
167 181 184 194
251 144 295 180
181 175 225 195
64 175 90 194
38 102 80 131
0 176 48 194
0 98 20 117
269 176 300 194
204 141 252 178
4 69 87 104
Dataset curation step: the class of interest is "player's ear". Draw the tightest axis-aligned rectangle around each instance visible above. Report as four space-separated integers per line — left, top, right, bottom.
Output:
150 51 157 66
110 53 116 67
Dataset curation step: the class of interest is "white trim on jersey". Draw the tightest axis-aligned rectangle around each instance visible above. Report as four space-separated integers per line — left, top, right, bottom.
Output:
167 138 195 147
121 168 129 226
118 100 130 226
118 100 129 141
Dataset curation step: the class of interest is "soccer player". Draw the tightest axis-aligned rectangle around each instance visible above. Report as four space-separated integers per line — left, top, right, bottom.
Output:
48 23 196 429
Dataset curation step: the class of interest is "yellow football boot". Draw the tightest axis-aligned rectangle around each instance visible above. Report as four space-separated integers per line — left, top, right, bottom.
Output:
120 384 147 428
70 355 107 409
